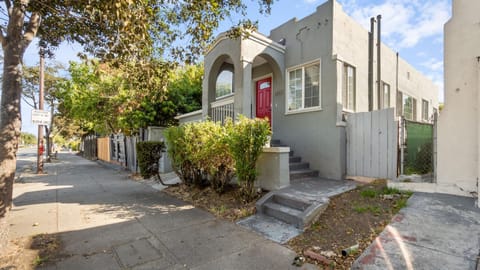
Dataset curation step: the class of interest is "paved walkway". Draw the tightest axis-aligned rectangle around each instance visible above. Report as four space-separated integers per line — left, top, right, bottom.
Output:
352 192 480 270
11 149 315 270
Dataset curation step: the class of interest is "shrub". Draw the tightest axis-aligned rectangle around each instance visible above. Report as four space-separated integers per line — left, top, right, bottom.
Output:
165 121 235 192
136 141 165 179
164 125 200 186
226 116 271 201
200 122 234 193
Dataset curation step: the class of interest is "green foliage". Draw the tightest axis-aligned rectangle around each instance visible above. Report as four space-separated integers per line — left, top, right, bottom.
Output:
164 124 202 186
226 116 271 201
353 205 382 215
164 121 235 193
360 189 378 198
20 132 37 145
136 141 165 179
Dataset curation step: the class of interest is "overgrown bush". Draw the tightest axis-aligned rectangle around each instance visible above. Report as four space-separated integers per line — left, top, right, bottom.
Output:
165 121 235 192
136 141 165 179
164 125 201 186
165 116 270 198
226 116 271 201
200 122 234 193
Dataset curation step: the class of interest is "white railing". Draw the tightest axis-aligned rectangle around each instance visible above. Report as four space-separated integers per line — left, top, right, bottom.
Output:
211 95 234 123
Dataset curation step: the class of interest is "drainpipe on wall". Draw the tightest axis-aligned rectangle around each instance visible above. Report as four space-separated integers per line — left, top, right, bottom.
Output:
377 15 382 110
368 17 375 112
477 56 480 207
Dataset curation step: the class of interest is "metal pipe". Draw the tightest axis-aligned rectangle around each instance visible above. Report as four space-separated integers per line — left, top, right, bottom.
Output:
342 244 359 256
377 14 382 110
368 17 375 111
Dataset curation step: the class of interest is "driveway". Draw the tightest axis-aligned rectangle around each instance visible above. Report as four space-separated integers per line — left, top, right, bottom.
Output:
10 149 315 270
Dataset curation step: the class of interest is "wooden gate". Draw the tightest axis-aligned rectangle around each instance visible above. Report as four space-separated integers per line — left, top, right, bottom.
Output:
346 108 398 180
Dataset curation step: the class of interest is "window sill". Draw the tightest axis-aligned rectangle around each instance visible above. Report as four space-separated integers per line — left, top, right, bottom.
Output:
342 109 356 114
285 107 323 115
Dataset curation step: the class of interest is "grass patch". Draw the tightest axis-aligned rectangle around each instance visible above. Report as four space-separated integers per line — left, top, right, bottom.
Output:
288 179 413 269
360 189 378 198
394 197 408 210
33 255 49 266
353 205 382 215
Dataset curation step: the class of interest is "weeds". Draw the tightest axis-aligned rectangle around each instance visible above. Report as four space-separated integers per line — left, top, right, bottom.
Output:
360 189 378 198
353 205 382 215
33 255 48 266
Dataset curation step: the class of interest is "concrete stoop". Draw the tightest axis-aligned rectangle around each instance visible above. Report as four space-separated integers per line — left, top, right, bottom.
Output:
256 193 328 229
271 139 319 180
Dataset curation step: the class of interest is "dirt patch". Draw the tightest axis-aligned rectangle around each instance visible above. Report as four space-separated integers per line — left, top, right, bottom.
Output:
0 234 61 270
287 180 411 269
164 184 264 221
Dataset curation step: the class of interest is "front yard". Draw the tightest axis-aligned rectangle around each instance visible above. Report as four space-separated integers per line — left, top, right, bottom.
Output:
164 179 411 270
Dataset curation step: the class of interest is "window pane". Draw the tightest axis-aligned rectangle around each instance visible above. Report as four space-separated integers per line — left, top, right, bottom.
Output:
304 64 320 108
288 69 302 110
344 65 355 111
403 94 413 120
383 83 390 108
216 70 233 98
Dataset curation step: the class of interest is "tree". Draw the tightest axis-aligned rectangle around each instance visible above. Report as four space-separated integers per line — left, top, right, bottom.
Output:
20 132 36 145
0 0 274 251
22 63 65 160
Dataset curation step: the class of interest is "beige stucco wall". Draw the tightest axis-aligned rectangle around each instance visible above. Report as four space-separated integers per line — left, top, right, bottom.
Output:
331 1 439 121
437 0 480 197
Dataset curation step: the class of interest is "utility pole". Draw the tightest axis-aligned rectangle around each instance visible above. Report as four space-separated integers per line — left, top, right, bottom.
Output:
37 48 45 174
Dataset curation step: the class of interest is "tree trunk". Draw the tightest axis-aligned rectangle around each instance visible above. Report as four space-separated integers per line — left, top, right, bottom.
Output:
0 39 23 251
0 0 40 252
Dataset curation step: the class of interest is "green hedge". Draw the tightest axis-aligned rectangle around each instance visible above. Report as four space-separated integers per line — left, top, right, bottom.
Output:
136 141 165 179
164 116 270 199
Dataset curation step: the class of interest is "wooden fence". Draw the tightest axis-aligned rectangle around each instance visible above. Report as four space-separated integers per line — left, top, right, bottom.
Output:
97 137 110 162
346 108 398 180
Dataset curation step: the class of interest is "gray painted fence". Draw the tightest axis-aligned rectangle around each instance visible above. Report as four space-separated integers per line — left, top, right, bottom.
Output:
346 108 398 180
125 136 138 173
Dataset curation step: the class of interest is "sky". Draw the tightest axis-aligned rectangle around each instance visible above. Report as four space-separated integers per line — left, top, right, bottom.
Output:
20 0 451 134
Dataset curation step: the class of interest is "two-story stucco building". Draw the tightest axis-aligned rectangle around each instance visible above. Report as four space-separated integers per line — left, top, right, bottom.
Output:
437 0 480 202
190 0 439 180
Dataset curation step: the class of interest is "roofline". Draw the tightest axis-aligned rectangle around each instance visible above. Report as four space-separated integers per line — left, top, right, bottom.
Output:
205 30 286 55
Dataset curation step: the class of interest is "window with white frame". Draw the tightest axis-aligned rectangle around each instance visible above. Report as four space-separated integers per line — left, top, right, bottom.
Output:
342 63 356 111
403 94 417 120
382 82 390 108
422 99 429 121
216 70 234 98
287 61 321 112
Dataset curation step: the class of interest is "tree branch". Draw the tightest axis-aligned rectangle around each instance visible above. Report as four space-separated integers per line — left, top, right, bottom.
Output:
0 26 6 48
22 11 41 50
5 0 12 16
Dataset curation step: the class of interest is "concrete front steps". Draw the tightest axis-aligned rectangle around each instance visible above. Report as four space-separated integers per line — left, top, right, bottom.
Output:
256 139 322 231
238 178 357 243
271 139 319 181
256 192 328 229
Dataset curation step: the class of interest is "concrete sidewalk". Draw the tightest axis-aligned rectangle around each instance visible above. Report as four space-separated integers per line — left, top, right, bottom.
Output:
10 150 315 270
352 193 480 270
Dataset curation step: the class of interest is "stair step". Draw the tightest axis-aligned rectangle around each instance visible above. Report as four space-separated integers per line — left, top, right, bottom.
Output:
289 156 301 163
273 194 311 211
263 202 303 228
270 139 281 146
289 162 309 170
290 169 319 180
289 150 294 157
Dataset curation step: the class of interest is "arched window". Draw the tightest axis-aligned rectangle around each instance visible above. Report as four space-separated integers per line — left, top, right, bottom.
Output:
216 69 234 98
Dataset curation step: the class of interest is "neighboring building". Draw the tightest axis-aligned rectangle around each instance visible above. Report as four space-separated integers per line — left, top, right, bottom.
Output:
200 0 438 180
437 0 480 200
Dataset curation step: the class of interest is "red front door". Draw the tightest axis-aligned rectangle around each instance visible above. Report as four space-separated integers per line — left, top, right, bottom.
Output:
256 77 272 127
